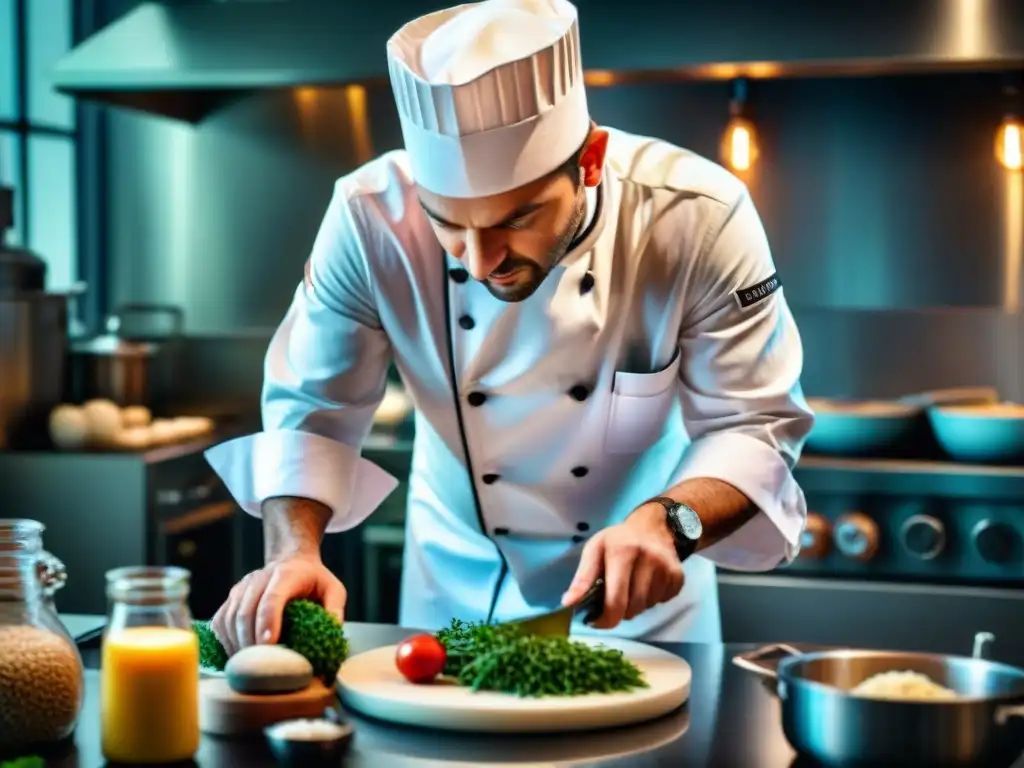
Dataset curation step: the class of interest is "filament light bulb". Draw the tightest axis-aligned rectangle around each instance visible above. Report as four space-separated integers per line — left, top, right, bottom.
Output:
995 116 1023 171
721 116 759 172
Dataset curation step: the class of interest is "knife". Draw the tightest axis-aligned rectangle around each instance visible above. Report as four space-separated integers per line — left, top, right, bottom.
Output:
496 578 606 638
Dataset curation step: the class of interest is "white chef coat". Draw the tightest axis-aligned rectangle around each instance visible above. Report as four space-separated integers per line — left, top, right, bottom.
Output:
206 127 814 643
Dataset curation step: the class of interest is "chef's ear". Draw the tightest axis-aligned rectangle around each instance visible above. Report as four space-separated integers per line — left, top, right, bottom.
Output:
579 127 609 187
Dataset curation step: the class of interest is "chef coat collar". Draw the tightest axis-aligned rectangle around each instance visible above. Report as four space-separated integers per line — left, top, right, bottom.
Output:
578 183 597 241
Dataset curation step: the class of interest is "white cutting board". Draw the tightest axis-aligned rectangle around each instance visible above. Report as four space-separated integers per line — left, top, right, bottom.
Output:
337 636 691 733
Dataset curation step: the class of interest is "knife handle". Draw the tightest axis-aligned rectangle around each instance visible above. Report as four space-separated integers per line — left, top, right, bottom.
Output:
579 577 606 625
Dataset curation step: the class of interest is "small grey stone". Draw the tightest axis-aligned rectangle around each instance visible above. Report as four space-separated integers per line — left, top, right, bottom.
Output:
226 645 314 694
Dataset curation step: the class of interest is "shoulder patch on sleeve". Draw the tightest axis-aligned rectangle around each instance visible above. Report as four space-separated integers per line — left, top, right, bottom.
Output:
734 272 781 309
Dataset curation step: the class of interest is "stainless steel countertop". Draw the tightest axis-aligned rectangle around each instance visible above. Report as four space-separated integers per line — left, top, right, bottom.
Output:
43 620 1024 768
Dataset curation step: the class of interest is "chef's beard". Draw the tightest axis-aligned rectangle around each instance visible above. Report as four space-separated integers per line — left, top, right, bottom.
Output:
484 183 588 303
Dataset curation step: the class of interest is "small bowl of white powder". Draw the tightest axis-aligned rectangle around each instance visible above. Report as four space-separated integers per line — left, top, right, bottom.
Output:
264 716 354 766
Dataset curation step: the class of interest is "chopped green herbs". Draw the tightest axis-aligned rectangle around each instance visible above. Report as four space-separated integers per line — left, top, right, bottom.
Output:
0 758 45 768
434 618 647 698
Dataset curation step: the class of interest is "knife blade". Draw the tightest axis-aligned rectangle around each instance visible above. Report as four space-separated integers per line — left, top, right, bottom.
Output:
496 578 606 638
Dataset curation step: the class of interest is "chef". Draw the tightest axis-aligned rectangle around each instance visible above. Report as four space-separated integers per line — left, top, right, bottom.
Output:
205 0 814 654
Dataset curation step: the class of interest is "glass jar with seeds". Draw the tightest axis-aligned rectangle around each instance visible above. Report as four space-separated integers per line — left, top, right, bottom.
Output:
0 519 85 757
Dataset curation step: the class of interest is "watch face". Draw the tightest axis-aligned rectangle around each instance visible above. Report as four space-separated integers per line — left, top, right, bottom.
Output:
675 505 703 540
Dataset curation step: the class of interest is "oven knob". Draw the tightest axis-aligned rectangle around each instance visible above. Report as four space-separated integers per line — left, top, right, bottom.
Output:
972 520 1024 565
798 513 832 559
899 514 946 560
833 512 879 561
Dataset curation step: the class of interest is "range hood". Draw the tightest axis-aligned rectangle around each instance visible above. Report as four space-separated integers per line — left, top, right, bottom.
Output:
54 0 1024 123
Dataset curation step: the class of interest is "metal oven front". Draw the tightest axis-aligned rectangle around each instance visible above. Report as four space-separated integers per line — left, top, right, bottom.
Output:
719 457 1024 653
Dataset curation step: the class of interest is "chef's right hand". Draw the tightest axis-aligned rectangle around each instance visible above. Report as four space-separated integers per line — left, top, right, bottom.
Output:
211 554 346 657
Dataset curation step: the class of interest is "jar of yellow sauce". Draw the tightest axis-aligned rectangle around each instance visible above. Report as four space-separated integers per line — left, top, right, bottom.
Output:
100 566 199 763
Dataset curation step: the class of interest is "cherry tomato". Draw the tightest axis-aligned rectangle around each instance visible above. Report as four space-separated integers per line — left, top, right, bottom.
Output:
395 634 447 683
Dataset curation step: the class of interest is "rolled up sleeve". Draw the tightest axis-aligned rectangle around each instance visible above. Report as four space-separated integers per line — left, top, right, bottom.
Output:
673 188 814 571
205 182 398 533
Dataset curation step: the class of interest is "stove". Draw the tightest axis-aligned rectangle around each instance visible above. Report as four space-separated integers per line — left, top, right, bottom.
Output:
785 456 1024 585
718 456 1024 654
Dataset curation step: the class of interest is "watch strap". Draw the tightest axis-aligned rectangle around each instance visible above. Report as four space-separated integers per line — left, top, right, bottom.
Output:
648 496 678 512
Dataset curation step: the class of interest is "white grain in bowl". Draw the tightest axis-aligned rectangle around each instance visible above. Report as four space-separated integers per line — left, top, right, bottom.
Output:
851 670 957 701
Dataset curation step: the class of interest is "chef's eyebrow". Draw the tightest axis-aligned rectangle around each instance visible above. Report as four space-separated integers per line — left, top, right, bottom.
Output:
419 199 544 229
418 200 459 228
495 203 543 227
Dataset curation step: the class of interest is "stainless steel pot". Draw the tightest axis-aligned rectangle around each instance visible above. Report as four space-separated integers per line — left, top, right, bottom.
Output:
0 188 69 450
68 304 183 410
0 292 67 450
734 632 1024 767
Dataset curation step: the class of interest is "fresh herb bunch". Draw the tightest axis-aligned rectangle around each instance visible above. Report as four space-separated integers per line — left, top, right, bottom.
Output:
434 618 647 698
191 598 348 683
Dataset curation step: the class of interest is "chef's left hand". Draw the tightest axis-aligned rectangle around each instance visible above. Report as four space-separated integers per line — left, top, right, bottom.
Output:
562 503 685 629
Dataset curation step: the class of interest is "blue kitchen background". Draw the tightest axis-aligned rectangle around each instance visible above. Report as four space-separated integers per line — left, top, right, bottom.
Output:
2 0 1023 653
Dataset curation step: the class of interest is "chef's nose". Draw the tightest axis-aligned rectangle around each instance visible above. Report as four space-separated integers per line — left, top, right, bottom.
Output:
463 229 504 281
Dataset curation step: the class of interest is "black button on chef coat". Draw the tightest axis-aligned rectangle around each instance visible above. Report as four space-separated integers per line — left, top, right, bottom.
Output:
449 267 469 283
467 391 487 407
572 534 586 544
494 527 509 536
576 522 589 532
482 473 500 485
579 271 595 295
458 315 475 330
571 466 589 478
568 384 590 402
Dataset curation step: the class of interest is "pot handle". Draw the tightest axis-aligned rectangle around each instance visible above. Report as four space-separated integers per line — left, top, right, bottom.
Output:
732 643 804 681
973 631 995 659
995 706 1024 726
976 632 1024 727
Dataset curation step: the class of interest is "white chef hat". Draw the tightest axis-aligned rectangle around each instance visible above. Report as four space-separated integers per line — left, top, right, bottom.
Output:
387 0 590 199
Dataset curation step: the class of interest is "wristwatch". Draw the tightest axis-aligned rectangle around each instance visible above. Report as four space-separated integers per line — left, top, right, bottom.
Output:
647 496 703 562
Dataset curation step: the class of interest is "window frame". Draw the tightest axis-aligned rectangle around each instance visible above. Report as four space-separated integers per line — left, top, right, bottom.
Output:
74 0 108 333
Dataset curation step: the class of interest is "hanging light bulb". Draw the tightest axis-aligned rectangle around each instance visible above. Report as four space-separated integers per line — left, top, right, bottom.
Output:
996 83 1023 172
995 115 1023 171
720 78 760 173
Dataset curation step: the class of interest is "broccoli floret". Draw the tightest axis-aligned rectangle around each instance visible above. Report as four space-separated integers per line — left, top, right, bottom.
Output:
193 619 229 671
281 599 349 683
191 598 348 683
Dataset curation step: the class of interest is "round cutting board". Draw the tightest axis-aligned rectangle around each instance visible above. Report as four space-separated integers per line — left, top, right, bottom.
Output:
337 636 691 733
199 678 336 736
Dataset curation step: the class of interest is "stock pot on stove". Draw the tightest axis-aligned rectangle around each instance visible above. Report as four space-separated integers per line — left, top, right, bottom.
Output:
734 632 1024 767
0 187 68 450
67 303 184 412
